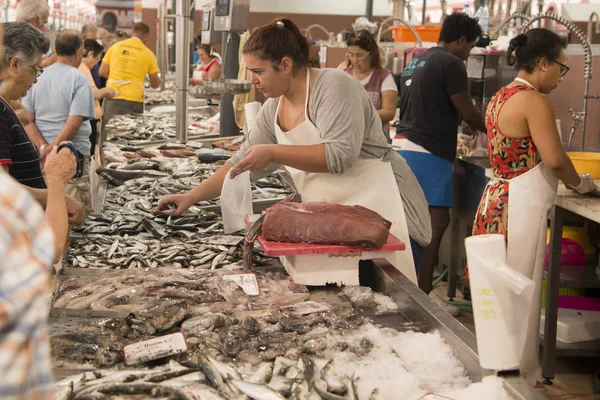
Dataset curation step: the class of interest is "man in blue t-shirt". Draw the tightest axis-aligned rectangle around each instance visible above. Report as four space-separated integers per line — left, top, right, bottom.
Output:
396 13 487 294
23 30 95 211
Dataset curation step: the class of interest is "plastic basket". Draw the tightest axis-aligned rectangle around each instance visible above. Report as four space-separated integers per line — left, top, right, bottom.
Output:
390 25 442 43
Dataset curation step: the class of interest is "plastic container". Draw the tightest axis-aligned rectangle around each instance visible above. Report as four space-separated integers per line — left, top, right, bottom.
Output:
556 296 600 312
541 279 586 308
544 238 588 266
475 5 490 33
463 3 471 15
546 226 596 255
567 152 600 179
540 308 600 343
391 25 442 43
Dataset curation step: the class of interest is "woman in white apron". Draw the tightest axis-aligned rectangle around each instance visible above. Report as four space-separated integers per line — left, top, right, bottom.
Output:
157 18 432 282
470 29 597 386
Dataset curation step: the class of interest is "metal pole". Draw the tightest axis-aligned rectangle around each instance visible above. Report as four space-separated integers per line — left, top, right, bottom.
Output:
170 0 177 69
219 32 240 137
440 0 448 18
158 0 167 91
422 0 427 24
366 0 374 20
189 1 196 77
581 79 590 151
175 0 191 142
392 0 405 19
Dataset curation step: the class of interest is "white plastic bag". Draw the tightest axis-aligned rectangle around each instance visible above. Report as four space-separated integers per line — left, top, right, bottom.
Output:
220 171 252 233
465 234 535 371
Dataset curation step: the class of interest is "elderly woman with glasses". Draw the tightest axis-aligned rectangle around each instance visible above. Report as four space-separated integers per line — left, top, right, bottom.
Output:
339 30 397 143
468 28 597 386
0 21 49 188
0 21 85 225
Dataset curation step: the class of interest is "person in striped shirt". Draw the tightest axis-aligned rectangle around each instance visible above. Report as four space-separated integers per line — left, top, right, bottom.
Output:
0 21 85 226
0 145 76 399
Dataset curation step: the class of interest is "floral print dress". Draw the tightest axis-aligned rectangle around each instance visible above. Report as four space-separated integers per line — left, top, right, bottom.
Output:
464 85 539 281
471 86 540 245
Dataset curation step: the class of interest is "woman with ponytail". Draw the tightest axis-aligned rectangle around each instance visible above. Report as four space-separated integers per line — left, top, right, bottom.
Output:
470 28 597 386
158 18 432 280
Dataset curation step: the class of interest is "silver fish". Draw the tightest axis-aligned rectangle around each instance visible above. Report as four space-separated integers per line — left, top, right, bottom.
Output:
107 238 119 259
230 379 285 400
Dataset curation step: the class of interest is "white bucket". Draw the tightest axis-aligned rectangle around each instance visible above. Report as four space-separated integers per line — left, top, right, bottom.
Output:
465 234 535 371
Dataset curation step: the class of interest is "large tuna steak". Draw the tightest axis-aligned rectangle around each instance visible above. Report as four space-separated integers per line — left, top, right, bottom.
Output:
262 202 391 248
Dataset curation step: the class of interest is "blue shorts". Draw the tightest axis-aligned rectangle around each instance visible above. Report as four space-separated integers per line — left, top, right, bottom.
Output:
398 150 454 208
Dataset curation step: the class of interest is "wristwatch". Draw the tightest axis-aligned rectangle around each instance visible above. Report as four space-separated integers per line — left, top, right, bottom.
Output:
57 142 85 179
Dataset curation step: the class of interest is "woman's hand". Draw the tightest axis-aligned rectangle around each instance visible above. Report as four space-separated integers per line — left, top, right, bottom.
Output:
229 145 274 179
568 174 598 194
156 193 195 215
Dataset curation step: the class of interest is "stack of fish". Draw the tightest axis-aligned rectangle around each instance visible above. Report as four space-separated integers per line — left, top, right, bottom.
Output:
104 114 210 146
145 89 176 106
65 228 279 269
69 151 293 272
101 173 290 207
102 140 241 164
52 289 478 399
52 268 310 314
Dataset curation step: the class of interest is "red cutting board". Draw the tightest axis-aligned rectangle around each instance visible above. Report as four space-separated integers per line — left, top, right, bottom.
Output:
244 214 405 256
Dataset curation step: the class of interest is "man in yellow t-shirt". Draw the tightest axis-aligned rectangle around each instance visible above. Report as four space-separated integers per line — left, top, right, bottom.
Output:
99 22 161 123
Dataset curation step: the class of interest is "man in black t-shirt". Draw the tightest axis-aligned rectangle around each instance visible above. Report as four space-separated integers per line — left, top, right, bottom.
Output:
395 13 487 294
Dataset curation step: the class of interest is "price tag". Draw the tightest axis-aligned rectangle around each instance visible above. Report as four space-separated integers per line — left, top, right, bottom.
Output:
466 55 485 79
123 332 188 366
281 301 331 315
223 273 260 296
206 235 244 246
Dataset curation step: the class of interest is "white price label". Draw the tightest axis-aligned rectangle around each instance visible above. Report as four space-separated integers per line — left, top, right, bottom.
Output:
123 332 188 366
466 55 485 79
281 301 331 315
223 273 260 296
207 235 244 246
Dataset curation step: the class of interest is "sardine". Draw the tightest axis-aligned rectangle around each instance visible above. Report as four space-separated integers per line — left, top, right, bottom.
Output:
230 379 286 400
248 362 274 385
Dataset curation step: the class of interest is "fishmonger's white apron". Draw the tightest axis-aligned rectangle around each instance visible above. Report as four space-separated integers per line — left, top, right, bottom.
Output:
274 69 417 283
483 162 557 384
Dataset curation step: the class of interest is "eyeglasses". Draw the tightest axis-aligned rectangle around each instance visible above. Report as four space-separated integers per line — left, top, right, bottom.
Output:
552 59 570 77
346 51 369 60
30 64 43 78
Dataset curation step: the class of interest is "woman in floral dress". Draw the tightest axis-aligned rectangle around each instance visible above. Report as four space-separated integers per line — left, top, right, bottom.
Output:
468 28 597 387
472 29 595 243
